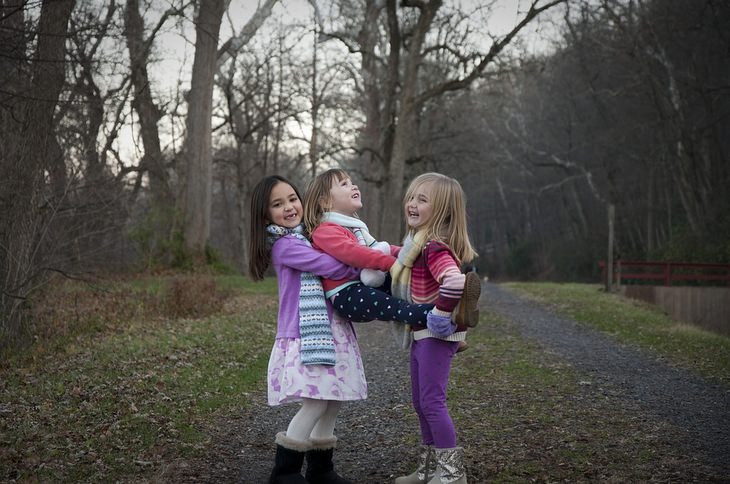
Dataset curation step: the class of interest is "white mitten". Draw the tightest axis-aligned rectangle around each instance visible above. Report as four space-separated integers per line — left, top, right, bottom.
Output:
371 240 391 255
360 268 386 287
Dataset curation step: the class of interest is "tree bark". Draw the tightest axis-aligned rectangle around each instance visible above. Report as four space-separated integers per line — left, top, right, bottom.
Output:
606 204 615 292
355 0 386 232
1 0 76 342
182 0 226 262
376 0 565 242
380 0 441 242
125 0 171 208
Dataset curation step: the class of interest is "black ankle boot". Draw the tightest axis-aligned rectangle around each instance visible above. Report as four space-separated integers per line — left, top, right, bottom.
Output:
304 436 352 484
269 432 309 484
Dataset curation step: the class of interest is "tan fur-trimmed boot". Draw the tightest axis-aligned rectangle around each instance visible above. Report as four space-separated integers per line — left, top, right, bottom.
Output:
426 447 467 484
394 445 435 484
269 432 310 484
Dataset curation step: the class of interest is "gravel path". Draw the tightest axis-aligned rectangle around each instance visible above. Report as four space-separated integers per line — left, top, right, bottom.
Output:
484 283 730 474
164 283 730 483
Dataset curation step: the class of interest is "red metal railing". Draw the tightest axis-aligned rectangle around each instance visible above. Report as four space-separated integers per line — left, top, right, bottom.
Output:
598 260 730 286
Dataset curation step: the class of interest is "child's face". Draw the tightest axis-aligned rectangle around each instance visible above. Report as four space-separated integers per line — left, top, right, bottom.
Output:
268 182 302 228
405 182 434 229
324 176 362 215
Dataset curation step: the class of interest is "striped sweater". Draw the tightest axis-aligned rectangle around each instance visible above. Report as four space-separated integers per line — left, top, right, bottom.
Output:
410 240 467 333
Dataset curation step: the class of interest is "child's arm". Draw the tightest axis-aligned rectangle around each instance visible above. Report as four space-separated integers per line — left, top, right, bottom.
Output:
312 223 396 271
371 240 401 258
423 242 466 336
273 237 360 280
426 242 466 314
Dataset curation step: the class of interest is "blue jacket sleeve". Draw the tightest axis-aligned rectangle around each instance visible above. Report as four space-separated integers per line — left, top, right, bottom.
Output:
273 236 360 280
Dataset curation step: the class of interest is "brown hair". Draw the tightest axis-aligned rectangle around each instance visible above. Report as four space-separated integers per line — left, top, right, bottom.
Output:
403 172 477 263
302 168 351 235
248 175 303 281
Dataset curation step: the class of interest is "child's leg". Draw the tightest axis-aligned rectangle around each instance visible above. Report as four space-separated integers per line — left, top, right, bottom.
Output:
410 343 434 446
310 400 342 439
333 283 433 324
273 400 327 483
286 398 330 441
412 338 459 448
306 400 351 483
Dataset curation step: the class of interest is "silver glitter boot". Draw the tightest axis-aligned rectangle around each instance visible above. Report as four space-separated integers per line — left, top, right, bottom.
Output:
394 445 435 484
426 447 467 484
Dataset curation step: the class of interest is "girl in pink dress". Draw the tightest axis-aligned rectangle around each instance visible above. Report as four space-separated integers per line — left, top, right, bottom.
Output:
249 175 365 484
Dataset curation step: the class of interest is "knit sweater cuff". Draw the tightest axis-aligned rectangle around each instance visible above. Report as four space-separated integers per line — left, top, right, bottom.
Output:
412 329 466 342
431 308 451 317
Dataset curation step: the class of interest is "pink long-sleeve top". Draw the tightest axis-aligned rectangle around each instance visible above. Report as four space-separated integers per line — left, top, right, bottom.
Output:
410 240 468 334
271 235 361 338
311 222 398 297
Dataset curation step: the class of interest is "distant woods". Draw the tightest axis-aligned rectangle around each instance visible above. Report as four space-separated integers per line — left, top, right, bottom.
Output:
444 0 730 279
1 0 728 343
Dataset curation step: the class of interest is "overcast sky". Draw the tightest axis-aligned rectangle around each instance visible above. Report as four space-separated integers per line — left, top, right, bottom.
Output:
152 0 557 89
119 0 559 161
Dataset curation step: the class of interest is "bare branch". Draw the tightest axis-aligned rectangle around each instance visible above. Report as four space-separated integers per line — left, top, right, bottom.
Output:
416 0 566 105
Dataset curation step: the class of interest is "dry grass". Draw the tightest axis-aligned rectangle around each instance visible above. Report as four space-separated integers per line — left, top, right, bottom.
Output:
0 274 275 482
2 278 726 482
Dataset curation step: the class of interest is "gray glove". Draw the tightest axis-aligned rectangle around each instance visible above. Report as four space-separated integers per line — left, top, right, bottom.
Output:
427 311 456 337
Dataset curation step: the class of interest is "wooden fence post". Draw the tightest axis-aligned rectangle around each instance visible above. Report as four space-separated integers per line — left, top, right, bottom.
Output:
606 204 615 292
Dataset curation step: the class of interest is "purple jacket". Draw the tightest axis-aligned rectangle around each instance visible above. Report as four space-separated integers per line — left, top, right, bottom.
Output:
271 235 360 339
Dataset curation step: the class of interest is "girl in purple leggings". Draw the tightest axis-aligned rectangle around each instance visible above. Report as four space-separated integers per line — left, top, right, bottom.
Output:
390 173 481 484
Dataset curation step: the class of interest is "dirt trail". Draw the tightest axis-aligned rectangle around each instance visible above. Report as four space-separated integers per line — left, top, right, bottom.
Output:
483 283 730 474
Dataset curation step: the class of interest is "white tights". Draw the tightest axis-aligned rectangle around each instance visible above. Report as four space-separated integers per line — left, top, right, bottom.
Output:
286 398 342 442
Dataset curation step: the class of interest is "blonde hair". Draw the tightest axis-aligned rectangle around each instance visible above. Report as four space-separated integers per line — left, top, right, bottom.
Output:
303 168 351 235
403 172 477 263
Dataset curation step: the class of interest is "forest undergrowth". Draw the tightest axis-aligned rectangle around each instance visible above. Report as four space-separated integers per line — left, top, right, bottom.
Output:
1 275 727 482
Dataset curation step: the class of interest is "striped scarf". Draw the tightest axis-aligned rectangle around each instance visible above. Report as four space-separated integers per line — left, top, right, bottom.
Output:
389 230 428 348
267 224 336 366
390 230 429 303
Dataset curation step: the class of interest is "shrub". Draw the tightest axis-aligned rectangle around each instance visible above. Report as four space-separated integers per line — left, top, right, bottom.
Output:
159 275 228 319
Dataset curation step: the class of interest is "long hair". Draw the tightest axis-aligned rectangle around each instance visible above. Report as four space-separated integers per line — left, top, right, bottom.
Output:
248 175 303 281
403 172 477 263
302 168 351 235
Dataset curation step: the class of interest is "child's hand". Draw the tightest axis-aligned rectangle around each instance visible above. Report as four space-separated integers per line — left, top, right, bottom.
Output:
371 241 391 255
361 268 386 287
427 310 456 337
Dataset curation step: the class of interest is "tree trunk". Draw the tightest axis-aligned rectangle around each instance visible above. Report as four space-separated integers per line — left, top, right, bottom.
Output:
383 101 417 241
309 24 319 178
1 0 76 343
646 164 655 254
380 0 441 242
356 0 386 233
606 204 615 292
182 0 226 263
371 0 563 241
125 0 171 208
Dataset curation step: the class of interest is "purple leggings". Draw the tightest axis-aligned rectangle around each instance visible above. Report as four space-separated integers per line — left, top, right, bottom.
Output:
410 337 459 448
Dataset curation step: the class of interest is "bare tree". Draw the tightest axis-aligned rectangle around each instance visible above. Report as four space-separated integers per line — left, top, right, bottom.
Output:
180 0 227 263
181 0 291 264
1 0 77 343
325 0 565 241
125 0 179 209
